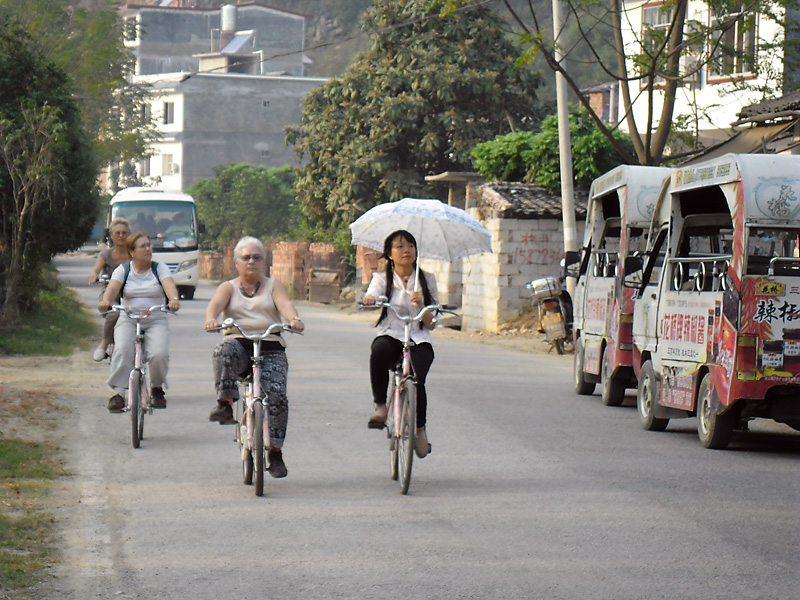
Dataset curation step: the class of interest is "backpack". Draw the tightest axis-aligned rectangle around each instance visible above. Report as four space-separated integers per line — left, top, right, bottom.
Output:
120 261 167 301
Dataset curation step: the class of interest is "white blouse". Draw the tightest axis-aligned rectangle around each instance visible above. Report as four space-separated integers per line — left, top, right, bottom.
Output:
365 269 439 345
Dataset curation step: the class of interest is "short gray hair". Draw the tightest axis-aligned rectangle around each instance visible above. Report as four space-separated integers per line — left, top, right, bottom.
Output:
234 236 266 260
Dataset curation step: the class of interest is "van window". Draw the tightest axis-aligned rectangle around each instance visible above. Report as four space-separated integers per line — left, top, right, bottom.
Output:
643 227 668 288
747 227 800 275
594 219 621 277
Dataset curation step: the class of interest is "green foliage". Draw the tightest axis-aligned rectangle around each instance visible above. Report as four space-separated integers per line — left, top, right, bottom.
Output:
0 0 151 169
472 108 635 193
189 164 299 252
472 131 537 182
287 0 544 228
0 16 100 321
523 109 635 193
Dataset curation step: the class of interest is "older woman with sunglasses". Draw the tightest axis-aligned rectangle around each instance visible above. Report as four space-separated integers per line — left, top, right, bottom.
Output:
204 236 304 479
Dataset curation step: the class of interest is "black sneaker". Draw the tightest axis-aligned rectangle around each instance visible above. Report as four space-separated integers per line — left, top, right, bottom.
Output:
151 387 166 409
267 449 287 478
107 394 125 413
209 401 235 424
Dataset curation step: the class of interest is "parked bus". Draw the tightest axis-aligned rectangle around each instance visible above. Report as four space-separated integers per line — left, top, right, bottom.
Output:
107 187 201 299
570 165 673 406
627 153 800 448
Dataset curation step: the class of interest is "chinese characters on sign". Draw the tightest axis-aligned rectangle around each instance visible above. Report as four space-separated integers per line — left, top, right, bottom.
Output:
513 232 561 266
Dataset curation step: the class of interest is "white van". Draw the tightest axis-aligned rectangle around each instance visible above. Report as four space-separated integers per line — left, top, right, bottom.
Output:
107 187 201 299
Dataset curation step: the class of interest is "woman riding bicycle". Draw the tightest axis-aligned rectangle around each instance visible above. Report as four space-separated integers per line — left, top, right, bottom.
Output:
363 229 438 458
204 236 304 479
99 232 181 413
88 218 131 361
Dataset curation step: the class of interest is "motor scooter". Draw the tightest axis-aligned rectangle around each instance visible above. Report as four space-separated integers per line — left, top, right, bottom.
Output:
526 276 573 355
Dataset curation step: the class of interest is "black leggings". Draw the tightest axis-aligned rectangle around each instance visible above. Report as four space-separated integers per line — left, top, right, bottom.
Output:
370 335 434 429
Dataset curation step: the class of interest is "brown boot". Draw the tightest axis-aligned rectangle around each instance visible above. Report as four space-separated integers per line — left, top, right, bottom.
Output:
367 403 388 429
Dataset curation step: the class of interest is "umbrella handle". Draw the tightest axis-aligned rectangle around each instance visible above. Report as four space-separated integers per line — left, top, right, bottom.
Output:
414 266 420 293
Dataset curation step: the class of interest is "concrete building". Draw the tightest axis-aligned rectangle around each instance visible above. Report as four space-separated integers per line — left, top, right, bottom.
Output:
122 2 308 76
134 71 326 190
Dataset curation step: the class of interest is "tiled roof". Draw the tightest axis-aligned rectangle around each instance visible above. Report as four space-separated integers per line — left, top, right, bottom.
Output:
479 182 588 219
738 89 800 119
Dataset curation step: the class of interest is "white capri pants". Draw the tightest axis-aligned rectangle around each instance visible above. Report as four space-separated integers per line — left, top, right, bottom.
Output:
107 313 170 391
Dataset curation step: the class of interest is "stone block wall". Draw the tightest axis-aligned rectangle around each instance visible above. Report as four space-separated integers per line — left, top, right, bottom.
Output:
460 212 585 332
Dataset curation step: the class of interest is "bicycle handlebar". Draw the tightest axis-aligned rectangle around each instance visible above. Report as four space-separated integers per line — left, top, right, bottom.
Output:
106 304 176 319
207 318 303 338
360 296 458 322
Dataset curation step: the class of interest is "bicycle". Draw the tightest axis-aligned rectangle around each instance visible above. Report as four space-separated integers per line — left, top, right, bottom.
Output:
361 297 456 494
107 304 175 449
211 318 301 497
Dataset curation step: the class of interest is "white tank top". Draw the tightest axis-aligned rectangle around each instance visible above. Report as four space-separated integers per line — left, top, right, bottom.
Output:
222 278 285 347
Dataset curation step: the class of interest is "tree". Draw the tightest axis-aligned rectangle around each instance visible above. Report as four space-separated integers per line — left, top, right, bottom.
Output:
1 0 153 172
286 0 544 227
444 0 800 165
472 108 635 192
0 16 99 323
189 164 298 252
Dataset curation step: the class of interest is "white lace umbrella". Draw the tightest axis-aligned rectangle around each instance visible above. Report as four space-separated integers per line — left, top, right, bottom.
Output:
349 197 492 290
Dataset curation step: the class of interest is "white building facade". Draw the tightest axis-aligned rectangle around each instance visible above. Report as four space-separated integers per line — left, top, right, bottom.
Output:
619 1 792 144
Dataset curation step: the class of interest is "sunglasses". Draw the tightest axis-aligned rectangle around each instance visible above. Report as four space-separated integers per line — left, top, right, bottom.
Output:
239 254 263 262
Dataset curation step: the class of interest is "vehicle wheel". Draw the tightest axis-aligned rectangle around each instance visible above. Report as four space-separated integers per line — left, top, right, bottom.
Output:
554 338 565 355
573 337 596 396
601 348 626 407
179 286 195 300
397 381 417 495
697 373 734 449
253 401 265 497
129 371 141 449
637 361 668 431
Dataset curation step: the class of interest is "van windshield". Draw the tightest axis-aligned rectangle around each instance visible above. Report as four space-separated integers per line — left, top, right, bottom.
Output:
746 227 800 275
111 200 197 250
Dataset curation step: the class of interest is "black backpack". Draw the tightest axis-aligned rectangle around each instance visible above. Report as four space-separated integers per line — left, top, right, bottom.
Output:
120 261 166 301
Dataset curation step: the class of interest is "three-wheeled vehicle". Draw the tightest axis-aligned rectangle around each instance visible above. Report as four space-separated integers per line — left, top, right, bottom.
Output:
570 165 673 405
627 153 800 448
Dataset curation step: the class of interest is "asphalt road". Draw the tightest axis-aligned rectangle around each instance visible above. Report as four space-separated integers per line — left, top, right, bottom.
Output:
47 252 800 600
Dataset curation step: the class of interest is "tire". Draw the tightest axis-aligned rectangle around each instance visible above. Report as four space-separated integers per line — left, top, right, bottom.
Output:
253 401 265 497
554 338 565 355
129 370 141 449
637 361 669 431
697 373 734 449
397 380 417 495
179 286 195 300
242 419 253 485
388 379 399 481
601 348 626 407
573 337 596 396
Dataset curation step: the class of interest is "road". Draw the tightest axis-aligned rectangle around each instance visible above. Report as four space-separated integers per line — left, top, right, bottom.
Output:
46 252 800 599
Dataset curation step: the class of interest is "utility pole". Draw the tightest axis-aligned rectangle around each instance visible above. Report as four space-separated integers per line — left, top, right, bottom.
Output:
553 0 578 294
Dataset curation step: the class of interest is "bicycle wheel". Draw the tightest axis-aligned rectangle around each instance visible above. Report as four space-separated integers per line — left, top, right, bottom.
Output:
253 401 265 497
397 380 417 495
387 378 399 481
129 370 141 449
241 387 253 485
138 371 149 442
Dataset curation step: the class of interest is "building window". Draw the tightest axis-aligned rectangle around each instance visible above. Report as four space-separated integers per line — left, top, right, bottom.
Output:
162 102 174 125
139 157 150 178
640 2 674 86
263 100 270 107
140 103 151 124
708 3 756 80
162 154 174 175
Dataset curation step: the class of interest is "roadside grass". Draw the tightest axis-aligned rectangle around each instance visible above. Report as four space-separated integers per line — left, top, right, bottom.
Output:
0 277 92 599
0 280 95 355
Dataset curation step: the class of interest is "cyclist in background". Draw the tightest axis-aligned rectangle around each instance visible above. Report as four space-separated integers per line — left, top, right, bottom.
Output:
203 236 304 479
88 218 130 361
99 232 180 413
363 230 438 458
